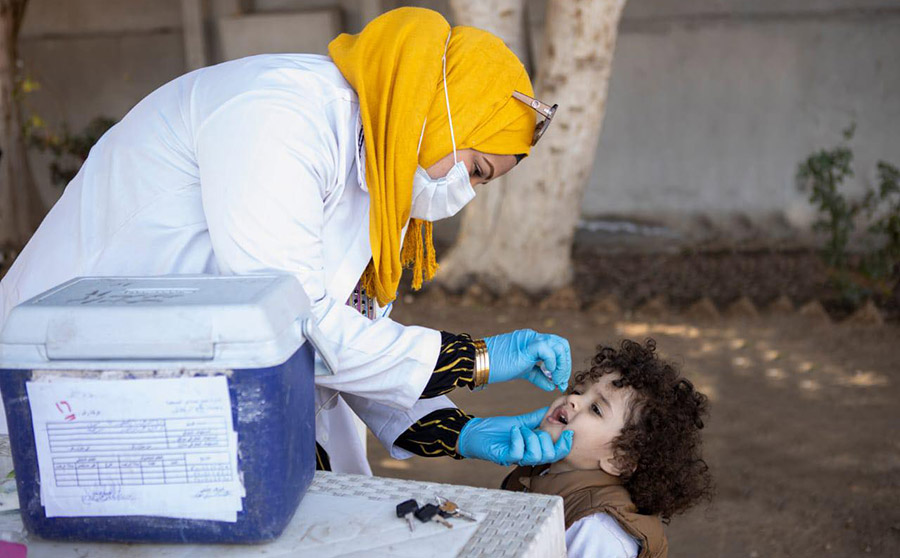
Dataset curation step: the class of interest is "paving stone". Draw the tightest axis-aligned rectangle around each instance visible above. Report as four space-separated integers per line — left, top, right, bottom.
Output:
844 299 884 326
766 295 794 315
460 283 494 308
684 297 721 321
726 296 760 319
502 287 533 308
418 285 450 307
798 300 832 324
634 295 670 319
538 286 581 311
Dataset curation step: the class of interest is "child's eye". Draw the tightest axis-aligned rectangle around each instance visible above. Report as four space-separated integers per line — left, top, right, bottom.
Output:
571 390 582 396
592 404 603 416
473 162 483 178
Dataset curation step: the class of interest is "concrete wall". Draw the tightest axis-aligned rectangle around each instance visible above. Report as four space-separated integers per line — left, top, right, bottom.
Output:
15 0 900 241
17 0 343 206
19 0 186 205
582 0 900 239
396 0 900 241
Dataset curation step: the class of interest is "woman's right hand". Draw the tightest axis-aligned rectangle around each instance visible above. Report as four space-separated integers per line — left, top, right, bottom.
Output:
484 329 572 392
457 407 574 466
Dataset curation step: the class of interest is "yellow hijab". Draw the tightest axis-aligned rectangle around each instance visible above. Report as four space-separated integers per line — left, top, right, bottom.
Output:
329 7 535 305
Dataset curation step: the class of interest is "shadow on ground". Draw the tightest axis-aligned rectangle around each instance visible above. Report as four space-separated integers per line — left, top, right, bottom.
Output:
368 301 900 558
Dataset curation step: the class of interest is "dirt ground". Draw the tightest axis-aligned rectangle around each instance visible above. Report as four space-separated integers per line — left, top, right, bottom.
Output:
368 301 900 558
3 239 897 556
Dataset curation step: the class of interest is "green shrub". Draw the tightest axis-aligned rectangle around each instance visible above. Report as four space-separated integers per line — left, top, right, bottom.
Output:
18 74 116 188
796 126 900 304
25 115 116 187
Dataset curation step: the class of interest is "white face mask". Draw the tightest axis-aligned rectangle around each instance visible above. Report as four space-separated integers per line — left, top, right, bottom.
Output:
410 161 475 220
409 31 476 222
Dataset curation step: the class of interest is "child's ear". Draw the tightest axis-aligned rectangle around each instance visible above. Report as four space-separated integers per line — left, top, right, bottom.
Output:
599 458 622 477
600 455 635 477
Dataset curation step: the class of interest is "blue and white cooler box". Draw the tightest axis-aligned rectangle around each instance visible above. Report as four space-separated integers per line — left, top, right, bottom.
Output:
0 275 327 543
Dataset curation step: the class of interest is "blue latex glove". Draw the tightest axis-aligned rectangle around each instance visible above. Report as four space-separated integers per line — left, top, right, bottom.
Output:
457 407 574 466
484 329 572 391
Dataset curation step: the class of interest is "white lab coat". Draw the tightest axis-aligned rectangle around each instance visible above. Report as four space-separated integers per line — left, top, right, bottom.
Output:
0 54 450 474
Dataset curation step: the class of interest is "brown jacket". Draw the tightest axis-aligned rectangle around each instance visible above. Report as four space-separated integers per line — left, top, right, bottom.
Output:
502 465 668 558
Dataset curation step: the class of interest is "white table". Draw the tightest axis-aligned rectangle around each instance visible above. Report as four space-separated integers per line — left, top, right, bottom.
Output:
0 471 566 558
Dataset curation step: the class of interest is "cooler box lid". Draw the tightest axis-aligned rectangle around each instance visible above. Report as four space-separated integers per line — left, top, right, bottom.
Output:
0 275 317 370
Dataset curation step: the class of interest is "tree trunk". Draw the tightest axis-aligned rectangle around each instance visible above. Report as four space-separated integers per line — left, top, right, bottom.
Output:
442 0 528 293
0 0 42 248
449 0 530 71
440 0 627 294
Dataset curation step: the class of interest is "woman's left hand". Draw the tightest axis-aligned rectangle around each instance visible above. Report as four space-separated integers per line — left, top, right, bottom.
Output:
457 407 574 466
484 329 572 391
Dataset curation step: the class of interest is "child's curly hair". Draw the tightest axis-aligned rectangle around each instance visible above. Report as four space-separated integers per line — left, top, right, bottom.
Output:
572 338 712 521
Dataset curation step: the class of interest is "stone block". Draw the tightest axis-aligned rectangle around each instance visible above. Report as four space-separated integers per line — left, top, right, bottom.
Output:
798 300 832 324
766 295 794 315
684 297 720 321
844 299 884 326
725 296 760 319
634 295 670 320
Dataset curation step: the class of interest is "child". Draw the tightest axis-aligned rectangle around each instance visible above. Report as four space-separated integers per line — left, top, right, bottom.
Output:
502 338 712 558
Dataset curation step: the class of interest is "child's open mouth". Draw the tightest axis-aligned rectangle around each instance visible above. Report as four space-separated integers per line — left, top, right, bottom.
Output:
548 405 569 425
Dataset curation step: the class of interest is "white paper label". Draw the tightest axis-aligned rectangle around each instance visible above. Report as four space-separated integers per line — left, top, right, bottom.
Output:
26 376 243 521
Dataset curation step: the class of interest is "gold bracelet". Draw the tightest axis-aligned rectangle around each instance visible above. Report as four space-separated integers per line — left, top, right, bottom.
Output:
478 340 488 386
472 339 490 389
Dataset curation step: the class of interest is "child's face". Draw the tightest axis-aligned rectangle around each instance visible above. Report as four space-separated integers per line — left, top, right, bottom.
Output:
539 372 636 475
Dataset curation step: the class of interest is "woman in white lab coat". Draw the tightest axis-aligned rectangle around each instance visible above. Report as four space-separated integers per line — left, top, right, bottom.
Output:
0 8 572 473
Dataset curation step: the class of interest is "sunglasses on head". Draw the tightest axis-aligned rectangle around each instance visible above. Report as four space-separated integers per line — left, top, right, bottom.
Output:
512 91 558 146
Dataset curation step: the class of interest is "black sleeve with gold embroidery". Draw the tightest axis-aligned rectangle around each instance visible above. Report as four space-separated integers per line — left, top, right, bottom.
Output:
395 408 474 459
419 331 477 399
315 441 332 471
315 410 474 469
314 333 476 470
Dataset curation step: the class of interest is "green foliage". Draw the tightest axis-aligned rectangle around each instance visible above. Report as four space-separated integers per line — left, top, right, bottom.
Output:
796 125 857 270
862 162 900 279
796 126 900 304
24 116 116 187
17 73 116 188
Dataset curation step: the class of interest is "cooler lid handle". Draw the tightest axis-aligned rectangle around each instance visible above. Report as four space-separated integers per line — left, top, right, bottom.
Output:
45 317 214 360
